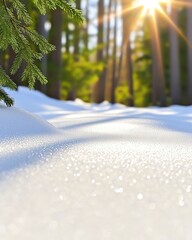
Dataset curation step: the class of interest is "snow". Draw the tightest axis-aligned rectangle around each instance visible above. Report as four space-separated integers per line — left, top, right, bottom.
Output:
1 87 192 240
1 105 57 138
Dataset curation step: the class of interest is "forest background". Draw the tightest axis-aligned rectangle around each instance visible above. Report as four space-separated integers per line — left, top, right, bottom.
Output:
1 0 192 107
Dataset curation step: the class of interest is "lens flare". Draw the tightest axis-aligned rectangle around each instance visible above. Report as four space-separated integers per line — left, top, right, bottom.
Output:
137 0 162 14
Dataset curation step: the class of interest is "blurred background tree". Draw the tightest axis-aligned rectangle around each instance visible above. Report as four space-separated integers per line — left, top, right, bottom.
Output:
2 0 192 107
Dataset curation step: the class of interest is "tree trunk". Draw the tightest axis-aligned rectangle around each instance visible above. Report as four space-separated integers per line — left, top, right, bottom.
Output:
67 0 81 101
47 10 63 99
74 0 81 57
121 0 134 106
111 0 118 104
84 0 89 51
150 14 166 106
103 0 112 100
126 42 134 106
170 8 181 105
95 0 105 103
187 5 192 105
65 19 70 54
36 14 47 93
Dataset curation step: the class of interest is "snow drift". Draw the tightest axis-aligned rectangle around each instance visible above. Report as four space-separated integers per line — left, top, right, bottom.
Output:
1 87 192 240
0 104 57 139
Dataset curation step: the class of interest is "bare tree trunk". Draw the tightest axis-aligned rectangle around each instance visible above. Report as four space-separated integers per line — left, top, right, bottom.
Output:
95 0 105 103
151 37 158 105
126 42 134 106
111 0 118 104
117 48 123 85
103 0 112 99
47 10 63 99
67 86 76 100
67 0 81 101
170 8 181 105
65 19 70 54
150 14 166 106
36 14 47 93
121 0 134 106
84 0 89 51
187 5 192 105
74 0 81 57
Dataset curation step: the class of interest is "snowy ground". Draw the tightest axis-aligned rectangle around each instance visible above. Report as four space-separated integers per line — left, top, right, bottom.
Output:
1 87 192 240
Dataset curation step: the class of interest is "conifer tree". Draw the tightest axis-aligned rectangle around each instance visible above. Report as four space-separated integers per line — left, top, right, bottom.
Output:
0 0 83 106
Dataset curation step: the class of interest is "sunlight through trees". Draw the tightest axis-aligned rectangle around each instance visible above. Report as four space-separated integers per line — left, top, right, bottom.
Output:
1 0 192 106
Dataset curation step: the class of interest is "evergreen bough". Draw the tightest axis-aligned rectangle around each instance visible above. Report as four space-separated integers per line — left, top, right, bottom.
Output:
0 0 83 106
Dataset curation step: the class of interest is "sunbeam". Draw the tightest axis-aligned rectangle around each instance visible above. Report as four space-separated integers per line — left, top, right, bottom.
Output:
156 5 192 46
137 0 164 14
120 0 192 47
96 0 192 50
171 0 192 8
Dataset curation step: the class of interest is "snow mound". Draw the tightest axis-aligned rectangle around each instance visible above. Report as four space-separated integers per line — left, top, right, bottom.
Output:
0 104 58 138
1 87 192 240
5 87 90 117
5 87 126 119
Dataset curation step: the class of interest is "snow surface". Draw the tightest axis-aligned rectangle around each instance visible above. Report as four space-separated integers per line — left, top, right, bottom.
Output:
1 87 192 240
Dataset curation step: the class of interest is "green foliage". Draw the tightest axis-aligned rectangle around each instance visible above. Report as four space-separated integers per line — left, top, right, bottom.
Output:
0 65 16 106
62 53 103 101
130 22 152 107
33 0 84 23
115 81 131 105
134 71 151 107
133 51 152 106
0 0 83 106
0 87 14 107
0 66 17 90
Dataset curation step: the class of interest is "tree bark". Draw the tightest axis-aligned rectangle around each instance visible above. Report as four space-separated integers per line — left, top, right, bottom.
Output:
47 9 63 99
121 0 134 106
67 0 81 101
170 8 181 105
84 0 89 51
103 0 112 100
74 0 81 57
150 14 166 106
36 14 47 93
111 0 118 104
187 5 192 105
126 42 134 106
95 0 105 103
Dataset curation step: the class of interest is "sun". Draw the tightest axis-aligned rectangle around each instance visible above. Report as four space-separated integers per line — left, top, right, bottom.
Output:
137 0 164 14
119 0 191 48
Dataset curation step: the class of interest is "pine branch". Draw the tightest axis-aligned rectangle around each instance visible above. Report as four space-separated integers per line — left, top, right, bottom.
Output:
0 66 17 90
0 0 84 106
0 87 14 107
